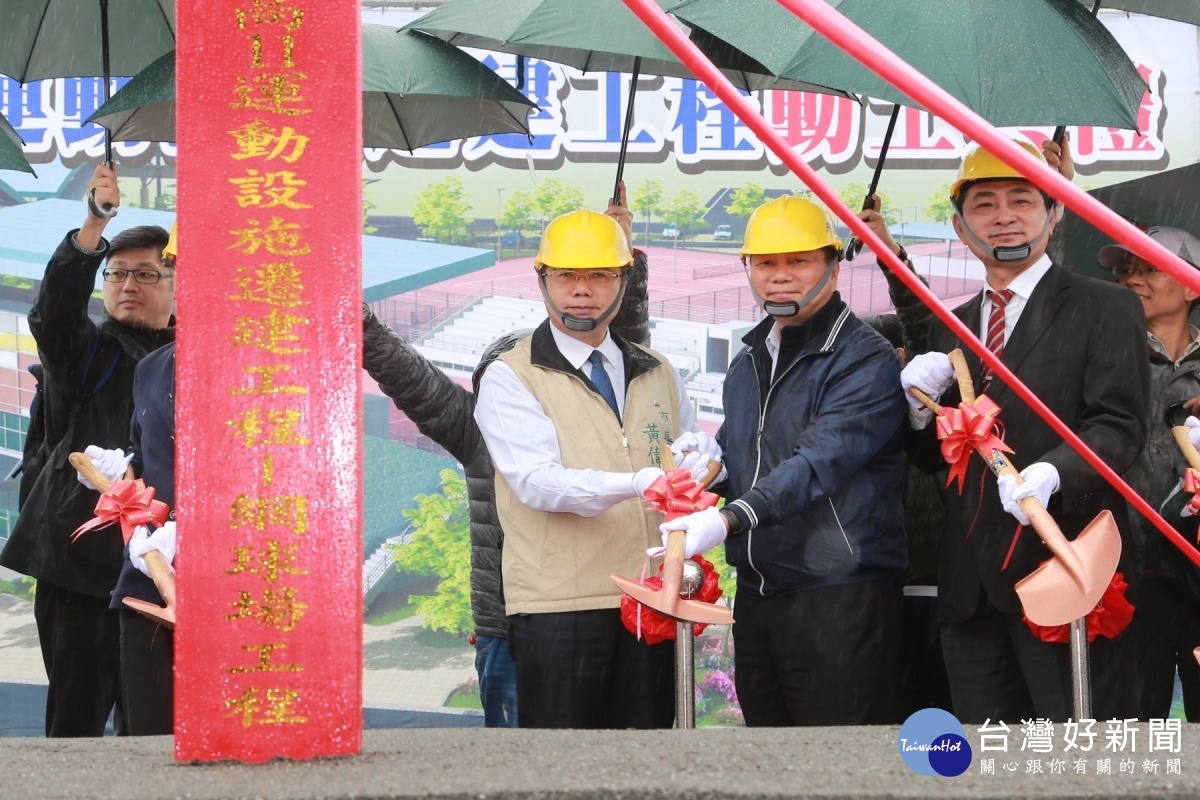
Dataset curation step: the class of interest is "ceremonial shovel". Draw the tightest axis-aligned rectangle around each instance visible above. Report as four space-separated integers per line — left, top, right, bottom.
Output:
911 350 1121 717
1168 423 1200 668
70 452 176 628
611 450 732 728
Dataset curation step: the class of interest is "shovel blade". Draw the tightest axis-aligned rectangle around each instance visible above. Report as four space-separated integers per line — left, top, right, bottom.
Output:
1016 510 1121 627
611 573 733 625
123 597 176 629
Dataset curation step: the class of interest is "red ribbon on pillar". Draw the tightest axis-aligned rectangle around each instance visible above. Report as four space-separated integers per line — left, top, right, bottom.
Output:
1024 572 1134 644
72 478 170 545
935 396 1013 492
642 468 719 520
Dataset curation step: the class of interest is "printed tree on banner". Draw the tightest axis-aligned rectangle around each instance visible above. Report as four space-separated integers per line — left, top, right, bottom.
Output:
669 190 710 239
412 177 473 244
500 191 538 240
839 182 898 224
389 469 472 636
533 178 585 224
924 183 956 224
632 179 666 247
723 181 766 222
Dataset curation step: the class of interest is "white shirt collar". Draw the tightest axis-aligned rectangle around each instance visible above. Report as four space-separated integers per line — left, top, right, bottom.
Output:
548 322 621 371
985 254 1052 301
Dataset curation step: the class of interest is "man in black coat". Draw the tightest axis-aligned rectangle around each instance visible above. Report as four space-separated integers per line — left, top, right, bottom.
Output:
902 139 1150 723
0 164 176 736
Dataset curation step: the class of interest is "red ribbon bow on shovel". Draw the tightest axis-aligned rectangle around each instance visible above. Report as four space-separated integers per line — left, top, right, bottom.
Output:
935 395 1013 492
72 478 170 545
642 468 720 520
1184 468 1200 526
620 555 724 644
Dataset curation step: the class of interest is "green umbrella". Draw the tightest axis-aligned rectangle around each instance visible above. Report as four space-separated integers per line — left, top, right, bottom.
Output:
405 0 846 202
670 0 1146 128
1086 0 1200 25
671 0 1147 257
1062 162 1200 278
0 111 35 175
0 0 175 182
88 26 537 151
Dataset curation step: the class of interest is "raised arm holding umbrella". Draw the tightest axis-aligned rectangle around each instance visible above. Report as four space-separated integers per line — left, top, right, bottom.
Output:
0 0 176 215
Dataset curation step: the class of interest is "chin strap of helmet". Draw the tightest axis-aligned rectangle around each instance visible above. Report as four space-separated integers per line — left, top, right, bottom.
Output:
955 206 1057 264
743 259 837 318
537 270 629 332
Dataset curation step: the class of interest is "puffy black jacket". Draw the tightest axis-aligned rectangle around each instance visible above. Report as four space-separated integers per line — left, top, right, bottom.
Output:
0 232 175 597
361 251 650 639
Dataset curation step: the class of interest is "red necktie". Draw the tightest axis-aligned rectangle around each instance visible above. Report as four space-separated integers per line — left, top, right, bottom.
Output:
982 289 1013 390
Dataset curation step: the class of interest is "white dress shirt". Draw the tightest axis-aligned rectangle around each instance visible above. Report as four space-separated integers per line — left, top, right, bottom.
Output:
978 254 1053 347
910 255 1054 429
475 324 698 517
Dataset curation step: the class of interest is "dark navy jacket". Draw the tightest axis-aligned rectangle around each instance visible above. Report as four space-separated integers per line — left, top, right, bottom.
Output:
110 342 175 609
717 294 908 596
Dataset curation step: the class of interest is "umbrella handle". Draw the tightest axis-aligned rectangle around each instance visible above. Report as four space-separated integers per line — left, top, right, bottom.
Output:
845 104 900 261
87 186 118 219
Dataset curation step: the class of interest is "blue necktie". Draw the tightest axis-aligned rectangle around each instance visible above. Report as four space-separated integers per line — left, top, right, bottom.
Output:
587 350 620 419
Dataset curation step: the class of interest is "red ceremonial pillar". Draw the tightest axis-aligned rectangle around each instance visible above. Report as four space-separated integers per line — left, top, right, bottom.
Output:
174 0 363 762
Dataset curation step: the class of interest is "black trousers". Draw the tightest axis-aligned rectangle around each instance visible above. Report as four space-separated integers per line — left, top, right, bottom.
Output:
119 609 174 735
1130 577 1200 721
940 592 1139 723
732 576 902 727
507 609 675 729
33 581 124 737
897 590 954 720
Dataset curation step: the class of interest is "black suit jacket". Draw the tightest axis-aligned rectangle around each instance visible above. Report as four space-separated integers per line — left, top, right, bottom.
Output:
909 264 1150 624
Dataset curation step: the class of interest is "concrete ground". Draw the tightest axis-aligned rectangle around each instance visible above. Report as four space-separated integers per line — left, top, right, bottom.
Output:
3 725 1200 800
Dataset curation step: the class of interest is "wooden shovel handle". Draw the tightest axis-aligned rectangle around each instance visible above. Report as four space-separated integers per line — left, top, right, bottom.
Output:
1173 427 1200 471
69 451 135 494
907 376 1088 591
949 349 975 404
143 549 176 607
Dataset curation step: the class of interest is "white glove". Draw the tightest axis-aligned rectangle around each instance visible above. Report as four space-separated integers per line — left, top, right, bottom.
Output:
654 506 728 559
900 352 955 423
76 445 134 490
1185 416 1200 450
670 431 722 463
671 431 726 484
129 520 177 577
996 463 1060 527
633 467 666 499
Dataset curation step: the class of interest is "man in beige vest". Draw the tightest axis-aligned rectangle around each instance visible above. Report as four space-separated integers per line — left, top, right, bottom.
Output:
474 209 715 728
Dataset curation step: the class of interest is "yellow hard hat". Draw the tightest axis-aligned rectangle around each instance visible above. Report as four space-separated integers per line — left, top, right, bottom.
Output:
740 196 842 258
950 138 1047 203
162 221 178 264
535 210 633 270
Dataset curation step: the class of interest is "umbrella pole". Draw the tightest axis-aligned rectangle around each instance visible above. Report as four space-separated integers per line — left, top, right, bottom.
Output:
1053 1 1102 146
845 104 899 260
89 0 118 218
1070 618 1092 719
612 57 641 204
675 620 694 729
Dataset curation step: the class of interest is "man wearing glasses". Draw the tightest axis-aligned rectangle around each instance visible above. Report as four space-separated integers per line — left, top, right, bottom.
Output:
474 209 715 728
0 164 176 737
1103 226 1200 721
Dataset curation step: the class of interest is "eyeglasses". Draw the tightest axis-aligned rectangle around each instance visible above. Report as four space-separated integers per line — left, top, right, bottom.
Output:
101 268 173 284
542 269 622 287
1112 264 1159 280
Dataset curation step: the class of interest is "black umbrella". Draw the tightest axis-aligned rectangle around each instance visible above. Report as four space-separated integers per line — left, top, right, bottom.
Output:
1062 162 1200 278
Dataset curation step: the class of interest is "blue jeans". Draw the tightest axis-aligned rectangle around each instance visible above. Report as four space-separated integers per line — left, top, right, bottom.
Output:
475 635 518 728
